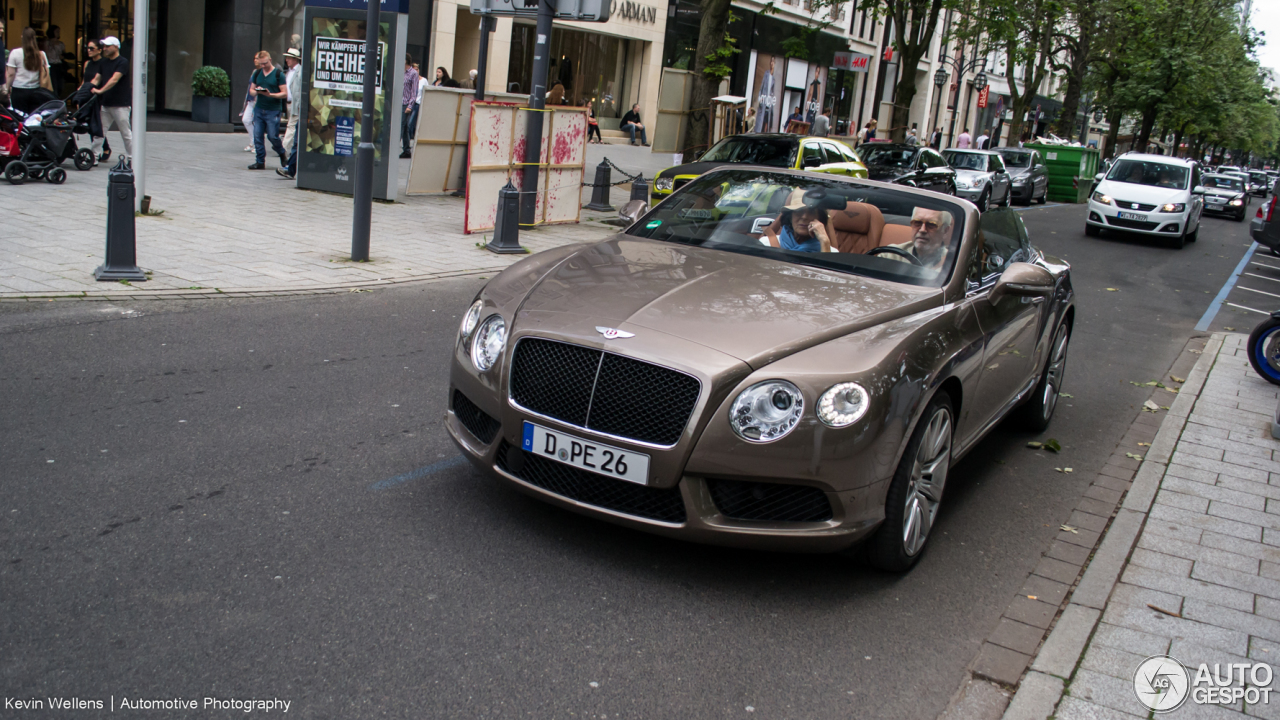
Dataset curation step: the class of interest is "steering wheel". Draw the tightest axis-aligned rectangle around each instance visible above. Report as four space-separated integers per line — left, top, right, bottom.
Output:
868 246 924 266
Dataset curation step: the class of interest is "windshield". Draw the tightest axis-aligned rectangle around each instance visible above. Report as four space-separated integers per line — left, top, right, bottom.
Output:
1106 160 1190 189
699 137 796 168
998 151 1032 168
1203 175 1243 192
626 169 966 287
1251 172 1268 184
944 151 988 171
860 146 916 168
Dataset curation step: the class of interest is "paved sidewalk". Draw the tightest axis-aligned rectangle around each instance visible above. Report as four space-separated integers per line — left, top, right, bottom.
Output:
2 133 669 299
1003 332 1280 720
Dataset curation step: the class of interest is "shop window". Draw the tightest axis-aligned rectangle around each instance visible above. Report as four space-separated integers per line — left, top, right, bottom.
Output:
508 24 631 119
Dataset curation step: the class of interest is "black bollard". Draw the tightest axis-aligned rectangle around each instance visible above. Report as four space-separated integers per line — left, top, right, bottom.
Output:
486 180 526 254
630 178 650 205
584 160 614 211
94 156 147 282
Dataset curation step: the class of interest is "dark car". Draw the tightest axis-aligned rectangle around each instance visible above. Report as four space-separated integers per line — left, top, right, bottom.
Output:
859 143 956 195
1200 174 1250 221
1253 181 1280 256
1251 171 1272 198
651 134 867 199
995 147 1050 204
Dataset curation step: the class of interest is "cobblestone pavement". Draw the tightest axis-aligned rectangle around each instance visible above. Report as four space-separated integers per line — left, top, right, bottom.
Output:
1 133 666 299
1003 333 1280 720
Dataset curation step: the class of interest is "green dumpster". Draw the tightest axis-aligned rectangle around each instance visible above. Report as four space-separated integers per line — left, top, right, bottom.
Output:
1023 143 1101 203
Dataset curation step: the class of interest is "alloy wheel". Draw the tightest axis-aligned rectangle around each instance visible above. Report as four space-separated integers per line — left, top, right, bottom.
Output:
1041 325 1069 421
902 407 952 556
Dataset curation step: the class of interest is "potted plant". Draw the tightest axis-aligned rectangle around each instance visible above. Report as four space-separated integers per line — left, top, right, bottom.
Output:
191 66 231 124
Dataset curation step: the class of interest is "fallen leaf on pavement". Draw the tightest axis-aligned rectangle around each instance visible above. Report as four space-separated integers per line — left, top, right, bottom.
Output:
1106 288 1118 291
1138 442 1150 447
1064 468 1073 473
1061 393 1073 398
1044 439 1062 453
1147 604 1182 618
1170 376 1186 383
1225 327 1235 331
1061 525 1079 533
1027 442 1043 449
1143 400 1161 411
1127 452 1144 460
1055 467 1063 472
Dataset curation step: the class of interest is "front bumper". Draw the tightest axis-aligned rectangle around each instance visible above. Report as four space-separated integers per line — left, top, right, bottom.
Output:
954 185 987 202
1085 199 1189 236
445 351 889 553
1203 199 1246 217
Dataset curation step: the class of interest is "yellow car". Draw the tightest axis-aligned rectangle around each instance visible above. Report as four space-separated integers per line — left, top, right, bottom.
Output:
652 134 868 198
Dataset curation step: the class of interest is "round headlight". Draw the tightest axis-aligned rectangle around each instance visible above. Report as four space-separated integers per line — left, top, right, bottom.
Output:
460 299 484 339
817 382 870 427
655 177 674 191
470 315 507 371
730 380 804 443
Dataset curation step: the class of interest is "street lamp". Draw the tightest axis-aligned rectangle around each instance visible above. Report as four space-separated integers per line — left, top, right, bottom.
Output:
974 71 988 91
939 54 986 147
931 69 948 146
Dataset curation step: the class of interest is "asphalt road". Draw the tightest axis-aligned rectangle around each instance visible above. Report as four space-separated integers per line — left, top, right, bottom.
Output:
0 202 1258 719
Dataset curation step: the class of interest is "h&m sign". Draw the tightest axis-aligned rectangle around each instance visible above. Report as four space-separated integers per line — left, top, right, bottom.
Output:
832 51 871 73
611 0 657 23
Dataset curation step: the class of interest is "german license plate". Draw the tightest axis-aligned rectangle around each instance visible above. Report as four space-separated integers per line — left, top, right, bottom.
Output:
1207 198 1225 205
522 422 650 485
1117 211 1148 221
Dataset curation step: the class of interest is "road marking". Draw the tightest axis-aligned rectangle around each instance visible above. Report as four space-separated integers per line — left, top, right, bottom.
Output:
1227 302 1270 315
1241 286 1280 299
370 455 467 490
1196 241 1260 331
1246 273 1280 283
1252 261 1280 271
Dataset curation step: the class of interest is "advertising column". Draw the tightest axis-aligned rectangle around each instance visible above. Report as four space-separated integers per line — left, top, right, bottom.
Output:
299 0 409 200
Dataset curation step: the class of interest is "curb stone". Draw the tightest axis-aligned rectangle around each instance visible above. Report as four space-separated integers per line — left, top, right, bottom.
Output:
994 333 1226 720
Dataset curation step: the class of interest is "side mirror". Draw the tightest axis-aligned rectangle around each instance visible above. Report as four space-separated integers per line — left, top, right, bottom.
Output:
619 200 649 226
1192 186 1206 195
1094 173 1105 182
989 262 1054 305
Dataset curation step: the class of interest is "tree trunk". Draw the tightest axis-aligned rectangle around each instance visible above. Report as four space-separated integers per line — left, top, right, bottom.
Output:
1135 105 1158 154
1103 108 1122 159
685 0 733 153
889 50 928 142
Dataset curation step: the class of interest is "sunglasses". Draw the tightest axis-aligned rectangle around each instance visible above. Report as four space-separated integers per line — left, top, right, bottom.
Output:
910 219 942 232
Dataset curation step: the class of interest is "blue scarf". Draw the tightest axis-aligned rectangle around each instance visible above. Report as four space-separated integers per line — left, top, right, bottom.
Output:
779 222 823 253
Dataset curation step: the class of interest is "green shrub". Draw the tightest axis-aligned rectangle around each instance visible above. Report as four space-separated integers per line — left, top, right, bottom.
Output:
192 66 231 98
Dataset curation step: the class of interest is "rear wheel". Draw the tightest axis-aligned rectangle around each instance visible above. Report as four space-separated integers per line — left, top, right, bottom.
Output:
47 167 67 184
4 161 27 185
1247 318 1280 386
74 148 94 171
1021 322 1070 431
1036 187 1048 204
866 394 953 572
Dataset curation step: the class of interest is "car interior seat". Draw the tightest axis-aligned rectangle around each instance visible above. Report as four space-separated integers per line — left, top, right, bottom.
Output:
827 202 886 254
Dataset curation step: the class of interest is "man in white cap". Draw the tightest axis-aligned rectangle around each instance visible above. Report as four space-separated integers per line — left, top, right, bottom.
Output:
281 48 303 161
90 36 132 160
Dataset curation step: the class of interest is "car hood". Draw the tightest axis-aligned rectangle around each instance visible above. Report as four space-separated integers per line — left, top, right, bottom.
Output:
1005 167 1032 178
866 165 911 181
954 169 992 181
1096 180 1188 203
1204 187 1244 199
657 161 785 180
512 237 939 369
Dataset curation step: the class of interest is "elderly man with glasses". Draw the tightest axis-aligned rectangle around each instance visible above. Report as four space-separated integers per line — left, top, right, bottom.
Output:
885 207 953 272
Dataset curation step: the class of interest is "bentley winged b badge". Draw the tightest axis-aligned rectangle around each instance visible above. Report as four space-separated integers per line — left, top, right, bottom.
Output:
596 326 635 340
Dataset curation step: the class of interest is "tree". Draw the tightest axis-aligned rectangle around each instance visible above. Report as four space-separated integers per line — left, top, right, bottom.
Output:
873 0 956 141
685 0 736 153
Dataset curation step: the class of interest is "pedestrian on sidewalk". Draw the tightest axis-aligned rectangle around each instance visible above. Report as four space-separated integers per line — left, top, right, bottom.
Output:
620 103 649 146
586 105 602 143
976 130 990 150
72 39 108 164
45 26 66 97
247 50 287 170
930 126 942 149
281 48 302 158
399 53 418 159
89 36 132 161
4 28 53 114
460 69 478 90
956 128 972 149
905 123 919 146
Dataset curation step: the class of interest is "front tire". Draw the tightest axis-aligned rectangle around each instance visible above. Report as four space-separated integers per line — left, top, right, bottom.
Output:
866 394 954 572
1186 223 1198 243
75 148 94 171
977 189 990 212
1247 318 1280 386
4 161 27 185
1021 322 1070 431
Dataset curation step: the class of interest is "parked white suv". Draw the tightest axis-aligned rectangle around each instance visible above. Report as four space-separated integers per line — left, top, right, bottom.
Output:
1085 153 1204 248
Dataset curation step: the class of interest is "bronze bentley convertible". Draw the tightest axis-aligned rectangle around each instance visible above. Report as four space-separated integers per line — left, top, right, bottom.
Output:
447 168 1073 571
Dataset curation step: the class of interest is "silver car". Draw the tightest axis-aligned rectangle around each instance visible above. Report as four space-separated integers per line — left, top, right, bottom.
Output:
943 149 1012 211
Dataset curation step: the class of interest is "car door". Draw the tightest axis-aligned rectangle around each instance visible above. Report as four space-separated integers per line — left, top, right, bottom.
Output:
1033 152 1048 196
966 209 1044 428
1189 164 1205 229
921 150 952 193
989 153 1012 204
819 141 852 176
799 141 826 171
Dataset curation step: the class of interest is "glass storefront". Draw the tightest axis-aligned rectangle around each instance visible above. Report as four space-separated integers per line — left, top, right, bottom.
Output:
263 0 307 64
146 0 205 112
507 23 631 120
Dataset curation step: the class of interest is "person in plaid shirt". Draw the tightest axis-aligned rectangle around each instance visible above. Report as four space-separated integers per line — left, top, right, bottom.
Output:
400 54 419 159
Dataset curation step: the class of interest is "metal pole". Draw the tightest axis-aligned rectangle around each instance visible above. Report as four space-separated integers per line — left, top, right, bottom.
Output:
351 0 381 262
931 79 943 145
520 0 554 226
475 15 493 101
131 0 148 211
946 56 963 148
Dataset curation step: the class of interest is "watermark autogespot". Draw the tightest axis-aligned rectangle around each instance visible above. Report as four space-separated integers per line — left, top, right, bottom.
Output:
1134 654 1274 713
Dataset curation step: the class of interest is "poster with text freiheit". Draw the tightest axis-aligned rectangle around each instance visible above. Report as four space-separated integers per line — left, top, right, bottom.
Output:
307 18 389 160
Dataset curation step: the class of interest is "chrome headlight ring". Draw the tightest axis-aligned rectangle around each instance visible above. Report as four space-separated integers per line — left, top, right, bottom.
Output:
460 299 484 340
817 382 870 427
730 380 804 443
470 315 507 372
655 177 674 192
